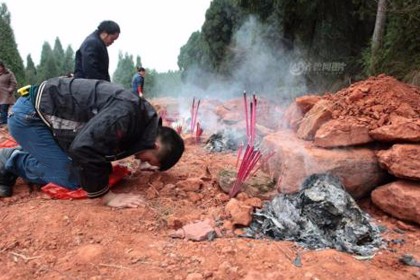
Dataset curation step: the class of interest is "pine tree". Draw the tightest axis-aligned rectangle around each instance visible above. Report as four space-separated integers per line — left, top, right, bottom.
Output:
25 55 37 84
62 46 75 76
53 37 65 75
0 3 25 86
37 42 59 82
112 52 136 89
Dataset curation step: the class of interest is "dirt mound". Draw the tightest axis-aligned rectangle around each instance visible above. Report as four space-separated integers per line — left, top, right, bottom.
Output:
323 74 420 129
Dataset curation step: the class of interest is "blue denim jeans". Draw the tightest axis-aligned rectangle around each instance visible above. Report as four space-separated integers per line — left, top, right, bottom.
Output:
0 104 10 124
5 97 79 189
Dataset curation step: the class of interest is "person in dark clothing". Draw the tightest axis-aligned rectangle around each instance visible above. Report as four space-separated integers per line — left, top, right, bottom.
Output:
132 67 146 97
0 61 17 125
0 77 185 208
74 20 120 81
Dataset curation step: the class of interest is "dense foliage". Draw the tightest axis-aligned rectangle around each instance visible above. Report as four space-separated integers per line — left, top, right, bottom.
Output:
0 3 25 86
1 1 419 97
367 0 420 82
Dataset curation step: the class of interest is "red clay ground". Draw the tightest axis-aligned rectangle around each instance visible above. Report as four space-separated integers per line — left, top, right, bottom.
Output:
0 136 419 279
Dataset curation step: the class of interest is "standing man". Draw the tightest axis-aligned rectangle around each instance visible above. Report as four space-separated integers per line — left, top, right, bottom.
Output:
0 77 185 208
132 67 146 97
74 20 120 81
0 61 17 126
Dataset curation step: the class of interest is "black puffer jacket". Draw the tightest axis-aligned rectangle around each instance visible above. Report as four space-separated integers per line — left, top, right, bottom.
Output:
74 31 110 81
35 77 159 197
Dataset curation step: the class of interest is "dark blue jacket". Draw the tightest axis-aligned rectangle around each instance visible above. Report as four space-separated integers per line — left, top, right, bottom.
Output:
74 31 111 81
132 72 145 94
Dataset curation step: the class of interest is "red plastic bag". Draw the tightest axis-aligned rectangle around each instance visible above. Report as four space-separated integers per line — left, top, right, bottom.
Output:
41 164 131 199
0 137 18 148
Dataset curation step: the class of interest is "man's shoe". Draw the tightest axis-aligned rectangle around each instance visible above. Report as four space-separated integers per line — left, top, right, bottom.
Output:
0 184 12 197
0 147 19 197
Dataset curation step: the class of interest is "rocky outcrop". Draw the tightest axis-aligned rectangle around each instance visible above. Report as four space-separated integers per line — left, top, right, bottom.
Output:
262 130 387 198
369 119 420 142
279 74 420 211
296 100 332 140
377 144 420 180
314 119 373 148
371 180 420 225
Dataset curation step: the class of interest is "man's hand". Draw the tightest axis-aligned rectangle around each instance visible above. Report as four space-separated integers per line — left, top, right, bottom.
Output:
102 191 145 208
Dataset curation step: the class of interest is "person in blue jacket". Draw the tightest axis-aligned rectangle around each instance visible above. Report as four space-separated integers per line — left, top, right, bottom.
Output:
132 67 146 97
0 77 185 208
74 20 120 81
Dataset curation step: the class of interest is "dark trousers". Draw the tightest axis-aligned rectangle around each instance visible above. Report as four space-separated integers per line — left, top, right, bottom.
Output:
0 104 10 124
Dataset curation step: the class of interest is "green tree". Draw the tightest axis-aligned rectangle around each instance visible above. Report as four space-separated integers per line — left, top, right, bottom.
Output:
112 52 135 88
37 42 59 82
135 55 142 68
143 68 156 98
201 0 242 74
178 31 209 71
62 46 75 76
0 3 25 86
180 0 379 92
365 0 420 82
25 54 37 84
53 37 65 75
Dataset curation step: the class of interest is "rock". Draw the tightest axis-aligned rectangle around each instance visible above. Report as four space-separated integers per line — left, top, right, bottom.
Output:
283 101 304 131
169 229 185 239
314 119 373 148
369 119 420 142
297 100 333 140
371 180 420 225
262 130 388 198
175 178 203 192
217 169 276 199
283 95 321 131
244 197 263 208
295 95 322 113
172 220 215 241
377 144 420 180
225 198 253 226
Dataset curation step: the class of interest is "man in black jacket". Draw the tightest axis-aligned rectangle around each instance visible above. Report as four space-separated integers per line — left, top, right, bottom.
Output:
0 77 184 208
74 20 120 81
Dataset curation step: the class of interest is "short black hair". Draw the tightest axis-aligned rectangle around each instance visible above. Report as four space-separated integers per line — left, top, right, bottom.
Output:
157 126 184 171
137 66 146 72
0 61 4 67
97 20 120 34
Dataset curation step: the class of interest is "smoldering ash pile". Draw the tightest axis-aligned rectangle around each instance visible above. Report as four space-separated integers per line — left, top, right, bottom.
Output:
244 173 383 256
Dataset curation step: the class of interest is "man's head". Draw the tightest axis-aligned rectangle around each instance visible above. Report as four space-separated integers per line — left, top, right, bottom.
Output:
98 20 120 46
135 126 184 171
137 67 146 77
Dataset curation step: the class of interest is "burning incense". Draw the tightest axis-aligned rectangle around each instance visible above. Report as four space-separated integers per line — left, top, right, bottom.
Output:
195 122 203 142
190 97 201 135
176 124 183 135
236 142 244 168
229 93 274 197
243 91 249 139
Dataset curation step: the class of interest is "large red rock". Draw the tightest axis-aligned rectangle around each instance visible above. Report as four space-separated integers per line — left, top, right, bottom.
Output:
314 119 373 148
283 101 304 131
296 100 332 140
371 180 420 225
262 130 387 198
369 119 420 142
295 95 322 113
377 144 420 180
